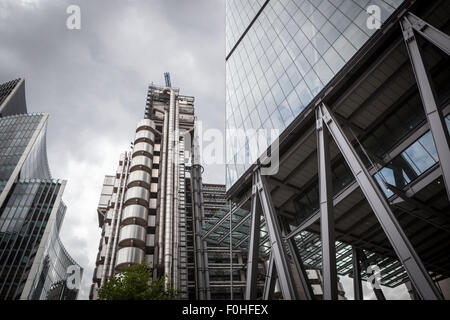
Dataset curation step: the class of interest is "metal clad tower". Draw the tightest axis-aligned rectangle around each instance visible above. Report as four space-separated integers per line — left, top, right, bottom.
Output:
91 75 195 299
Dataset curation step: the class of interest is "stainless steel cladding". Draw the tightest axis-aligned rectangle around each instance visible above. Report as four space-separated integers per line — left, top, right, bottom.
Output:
114 119 156 272
133 142 154 156
115 247 145 269
135 129 155 143
164 89 176 285
118 224 147 248
100 153 130 286
121 204 148 225
157 109 168 267
92 83 197 300
124 186 150 206
136 119 155 132
127 170 152 188
129 155 153 172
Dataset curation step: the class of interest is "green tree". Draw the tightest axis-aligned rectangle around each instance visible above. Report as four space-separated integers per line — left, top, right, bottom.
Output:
97 262 178 300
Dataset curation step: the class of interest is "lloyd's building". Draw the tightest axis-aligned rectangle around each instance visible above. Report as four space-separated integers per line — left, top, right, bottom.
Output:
0 78 82 300
201 0 450 300
90 75 202 299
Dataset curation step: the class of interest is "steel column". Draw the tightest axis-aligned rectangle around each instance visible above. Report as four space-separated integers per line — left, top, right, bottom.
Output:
401 14 450 201
318 103 442 300
262 253 277 300
229 200 233 300
403 13 450 56
316 107 338 300
411 284 421 301
282 218 314 300
352 247 363 300
255 170 297 300
244 174 262 300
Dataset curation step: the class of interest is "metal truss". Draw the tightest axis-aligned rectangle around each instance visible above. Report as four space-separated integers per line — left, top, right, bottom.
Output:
401 12 450 201
262 252 277 300
352 247 363 300
244 11 448 301
316 107 339 300
281 218 314 300
244 173 262 300
317 102 442 300
245 170 297 300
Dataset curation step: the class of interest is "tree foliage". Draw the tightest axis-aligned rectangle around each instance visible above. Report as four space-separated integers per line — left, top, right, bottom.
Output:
97 262 178 300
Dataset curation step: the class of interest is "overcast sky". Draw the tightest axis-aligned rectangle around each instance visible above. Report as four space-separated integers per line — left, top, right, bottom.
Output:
0 0 409 300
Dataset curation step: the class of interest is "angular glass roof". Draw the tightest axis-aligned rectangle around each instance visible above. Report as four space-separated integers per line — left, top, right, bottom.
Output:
201 203 409 288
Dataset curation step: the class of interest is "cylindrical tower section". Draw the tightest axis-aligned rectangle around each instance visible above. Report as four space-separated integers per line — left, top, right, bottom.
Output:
115 119 156 271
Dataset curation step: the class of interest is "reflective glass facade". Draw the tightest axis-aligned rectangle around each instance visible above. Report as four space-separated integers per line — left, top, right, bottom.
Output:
0 79 26 117
226 0 405 188
0 114 45 193
0 180 62 299
221 1 450 298
0 79 20 109
23 202 82 300
0 79 82 300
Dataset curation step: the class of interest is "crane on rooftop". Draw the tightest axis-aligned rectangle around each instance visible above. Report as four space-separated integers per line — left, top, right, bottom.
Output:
164 72 171 88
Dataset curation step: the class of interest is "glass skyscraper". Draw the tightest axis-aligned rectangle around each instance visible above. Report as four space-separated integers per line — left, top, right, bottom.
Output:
226 0 405 187
216 0 450 300
0 78 82 300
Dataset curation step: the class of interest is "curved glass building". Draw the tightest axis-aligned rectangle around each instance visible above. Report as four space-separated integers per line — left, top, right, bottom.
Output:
0 78 82 300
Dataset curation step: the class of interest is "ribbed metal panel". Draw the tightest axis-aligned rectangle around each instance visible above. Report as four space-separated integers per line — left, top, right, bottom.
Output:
106 119 158 277
129 155 153 172
124 186 150 206
115 247 145 269
133 142 154 157
121 204 148 225
118 224 146 248
136 119 156 133
134 130 155 144
127 170 151 188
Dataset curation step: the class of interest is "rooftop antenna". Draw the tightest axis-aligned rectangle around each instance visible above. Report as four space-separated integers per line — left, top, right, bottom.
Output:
164 72 171 88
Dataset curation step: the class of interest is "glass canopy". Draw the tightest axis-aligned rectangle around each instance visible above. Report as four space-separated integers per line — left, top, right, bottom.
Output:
200 203 409 288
